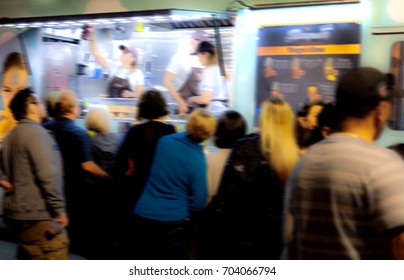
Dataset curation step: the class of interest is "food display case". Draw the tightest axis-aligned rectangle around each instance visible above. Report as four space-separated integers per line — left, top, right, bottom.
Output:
0 9 235 136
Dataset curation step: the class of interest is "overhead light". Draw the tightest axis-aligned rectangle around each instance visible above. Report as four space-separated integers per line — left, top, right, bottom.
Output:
115 18 132 23
29 22 43 28
95 18 114 24
16 23 29 28
170 15 184 21
152 16 166 21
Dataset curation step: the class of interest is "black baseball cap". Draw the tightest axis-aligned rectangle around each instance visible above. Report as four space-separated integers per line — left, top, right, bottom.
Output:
119 45 137 57
196 41 215 55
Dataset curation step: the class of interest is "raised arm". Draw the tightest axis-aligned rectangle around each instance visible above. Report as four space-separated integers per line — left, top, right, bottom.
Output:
89 31 108 69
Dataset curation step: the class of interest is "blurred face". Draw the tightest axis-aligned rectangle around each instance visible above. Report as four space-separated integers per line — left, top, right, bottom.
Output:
29 95 46 123
2 67 28 109
306 105 323 129
271 90 283 98
190 38 200 54
197 52 210 66
120 50 136 68
72 100 80 119
374 100 392 140
307 86 320 101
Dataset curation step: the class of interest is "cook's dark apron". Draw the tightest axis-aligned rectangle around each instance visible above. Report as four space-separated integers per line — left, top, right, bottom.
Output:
108 76 132 98
177 67 203 113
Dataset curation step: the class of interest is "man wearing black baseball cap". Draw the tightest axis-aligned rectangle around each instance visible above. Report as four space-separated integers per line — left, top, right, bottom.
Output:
163 30 207 115
284 67 404 259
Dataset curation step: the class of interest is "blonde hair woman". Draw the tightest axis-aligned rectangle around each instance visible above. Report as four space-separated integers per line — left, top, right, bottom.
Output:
186 107 217 142
132 109 216 259
188 41 230 116
201 97 299 260
260 98 299 182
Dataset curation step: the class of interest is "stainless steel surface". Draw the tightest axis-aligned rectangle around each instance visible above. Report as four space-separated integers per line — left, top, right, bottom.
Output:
36 13 234 126
41 27 234 100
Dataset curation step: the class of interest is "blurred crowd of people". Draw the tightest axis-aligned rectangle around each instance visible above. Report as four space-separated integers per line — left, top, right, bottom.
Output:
1 66 404 260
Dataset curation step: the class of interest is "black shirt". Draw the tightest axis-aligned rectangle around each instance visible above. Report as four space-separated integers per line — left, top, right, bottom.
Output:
114 120 176 206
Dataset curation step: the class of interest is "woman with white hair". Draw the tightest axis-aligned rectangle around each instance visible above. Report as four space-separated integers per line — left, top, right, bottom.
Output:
85 106 120 173
85 106 119 259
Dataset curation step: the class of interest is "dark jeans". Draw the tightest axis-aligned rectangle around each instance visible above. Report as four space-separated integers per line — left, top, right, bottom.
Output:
129 215 192 260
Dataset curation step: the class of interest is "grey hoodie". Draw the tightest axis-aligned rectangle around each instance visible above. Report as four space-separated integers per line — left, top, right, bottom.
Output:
1 119 65 221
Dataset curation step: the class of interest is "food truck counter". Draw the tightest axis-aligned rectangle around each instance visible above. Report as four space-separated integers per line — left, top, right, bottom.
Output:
0 9 234 138
80 95 185 133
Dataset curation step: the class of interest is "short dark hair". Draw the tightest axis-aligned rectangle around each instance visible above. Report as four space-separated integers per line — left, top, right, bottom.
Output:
318 102 337 130
214 110 247 148
137 89 169 120
9 87 35 121
336 67 391 120
196 41 215 55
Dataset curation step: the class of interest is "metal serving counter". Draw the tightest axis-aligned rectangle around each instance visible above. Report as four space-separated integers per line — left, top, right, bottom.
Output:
79 96 186 135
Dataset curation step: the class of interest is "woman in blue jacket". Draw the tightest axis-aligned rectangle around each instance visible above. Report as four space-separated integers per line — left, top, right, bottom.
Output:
132 109 216 259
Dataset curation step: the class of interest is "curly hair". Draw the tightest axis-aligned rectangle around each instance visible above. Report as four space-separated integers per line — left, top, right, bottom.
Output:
136 89 169 120
186 109 216 143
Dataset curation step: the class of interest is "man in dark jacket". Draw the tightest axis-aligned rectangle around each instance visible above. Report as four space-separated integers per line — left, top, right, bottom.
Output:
44 90 110 258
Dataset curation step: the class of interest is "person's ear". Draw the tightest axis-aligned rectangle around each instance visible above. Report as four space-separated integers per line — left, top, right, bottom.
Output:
131 54 137 67
375 101 391 123
27 102 37 115
372 101 391 140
